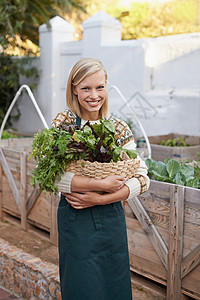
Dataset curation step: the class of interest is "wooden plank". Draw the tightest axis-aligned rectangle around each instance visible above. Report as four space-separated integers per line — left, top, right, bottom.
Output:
2 173 20 214
182 265 200 296
167 185 185 300
181 244 200 279
182 289 200 300
20 151 27 230
0 137 33 150
26 187 41 215
127 226 163 264
2 148 21 160
50 194 59 246
1 157 20 173
143 180 171 197
130 266 167 286
185 186 200 204
0 149 20 210
128 196 168 270
184 206 200 226
141 197 170 217
27 194 51 229
129 253 167 283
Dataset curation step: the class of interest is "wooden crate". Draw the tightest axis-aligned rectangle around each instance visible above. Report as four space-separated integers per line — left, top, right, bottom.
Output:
149 133 200 162
0 138 59 245
124 180 200 299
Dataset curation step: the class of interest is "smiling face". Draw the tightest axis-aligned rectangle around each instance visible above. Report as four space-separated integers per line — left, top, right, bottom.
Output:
73 70 107 121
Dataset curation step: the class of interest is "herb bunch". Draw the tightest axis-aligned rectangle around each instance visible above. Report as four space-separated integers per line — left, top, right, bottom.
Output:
30 119 138 194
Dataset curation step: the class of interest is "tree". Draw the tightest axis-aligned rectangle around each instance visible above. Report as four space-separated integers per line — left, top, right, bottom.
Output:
107 0 200 40
0 0 85 51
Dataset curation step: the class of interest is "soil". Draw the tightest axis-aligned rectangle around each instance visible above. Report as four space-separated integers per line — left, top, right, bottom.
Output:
0 218 59 266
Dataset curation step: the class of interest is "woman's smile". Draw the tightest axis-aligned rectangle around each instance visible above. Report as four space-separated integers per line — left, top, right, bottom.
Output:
86 99 101 106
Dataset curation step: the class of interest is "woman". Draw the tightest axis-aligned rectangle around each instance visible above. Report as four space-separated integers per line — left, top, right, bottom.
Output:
51 58 150 300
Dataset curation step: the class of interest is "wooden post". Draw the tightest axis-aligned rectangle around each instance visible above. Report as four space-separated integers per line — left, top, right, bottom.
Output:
50 194 58 246
167 185 185 299
20 151 27 230
0 164 2 220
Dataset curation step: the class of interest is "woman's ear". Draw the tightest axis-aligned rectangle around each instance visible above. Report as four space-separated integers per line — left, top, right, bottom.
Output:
73 85 78 95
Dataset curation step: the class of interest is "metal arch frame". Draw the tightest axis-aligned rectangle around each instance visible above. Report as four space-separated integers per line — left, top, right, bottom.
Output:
0 85 49 139
108 85 151 159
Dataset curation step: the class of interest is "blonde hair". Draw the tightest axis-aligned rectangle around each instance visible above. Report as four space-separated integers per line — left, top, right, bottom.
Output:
66 58 108 119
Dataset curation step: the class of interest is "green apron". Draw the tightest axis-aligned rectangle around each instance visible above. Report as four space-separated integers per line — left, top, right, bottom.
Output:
58 194 132 300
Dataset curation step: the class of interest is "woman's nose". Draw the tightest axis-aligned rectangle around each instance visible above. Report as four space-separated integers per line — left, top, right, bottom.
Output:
89 89 98 99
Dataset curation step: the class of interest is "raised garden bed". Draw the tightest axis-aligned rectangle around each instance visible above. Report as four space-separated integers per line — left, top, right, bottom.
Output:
124 180 200 299
0 137 59 245
148 133 200 162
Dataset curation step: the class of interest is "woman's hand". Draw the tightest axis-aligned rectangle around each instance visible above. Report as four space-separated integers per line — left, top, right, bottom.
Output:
63 191 103 209
100 175 127 193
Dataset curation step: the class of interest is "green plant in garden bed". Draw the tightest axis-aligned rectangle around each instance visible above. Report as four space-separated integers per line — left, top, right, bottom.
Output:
30 119 138 194
1 131 17 139
146 158 200 189
160 137 187 147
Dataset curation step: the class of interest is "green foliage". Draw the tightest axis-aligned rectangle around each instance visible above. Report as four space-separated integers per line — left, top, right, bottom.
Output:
1 131 17 139
0 53 39 127
160 137 187 147
146 158 200 189
30 119 138 194
0 0 85 50
106 0 200 39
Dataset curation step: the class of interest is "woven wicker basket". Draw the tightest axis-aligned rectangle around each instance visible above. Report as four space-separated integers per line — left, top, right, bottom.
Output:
56 158 140 193
67 158 140 180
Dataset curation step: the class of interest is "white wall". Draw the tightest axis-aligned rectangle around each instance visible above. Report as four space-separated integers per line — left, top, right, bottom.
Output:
13 11 200 137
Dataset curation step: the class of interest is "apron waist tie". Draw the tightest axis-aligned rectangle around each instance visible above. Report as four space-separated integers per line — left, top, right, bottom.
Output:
91 208 102 230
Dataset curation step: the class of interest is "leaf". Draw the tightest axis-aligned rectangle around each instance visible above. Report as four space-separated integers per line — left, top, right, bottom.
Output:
166 159 180 179
180 164 194 182
112 147 122 162
103 120 115 133
86 135 96 147
186 178 200 189
174 172 185 186
151 161 169 182
145 158 156 174
72 131 80 143
125 149 138 159
83 125 92 136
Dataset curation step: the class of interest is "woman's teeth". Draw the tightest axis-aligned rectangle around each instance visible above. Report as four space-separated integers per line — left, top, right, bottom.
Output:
87 100 100 106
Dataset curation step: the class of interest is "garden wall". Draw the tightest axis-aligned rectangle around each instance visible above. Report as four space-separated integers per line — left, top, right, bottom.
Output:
0 238 61 299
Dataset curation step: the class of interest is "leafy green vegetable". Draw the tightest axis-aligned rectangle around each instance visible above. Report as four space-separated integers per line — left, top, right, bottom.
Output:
146 158 200 189
160 137 187 147
30 118 138 194
166 159 180 179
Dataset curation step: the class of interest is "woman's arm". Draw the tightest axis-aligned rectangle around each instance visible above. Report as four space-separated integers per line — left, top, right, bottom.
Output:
64 185 130 209
71 174 127 193
56 171 128 194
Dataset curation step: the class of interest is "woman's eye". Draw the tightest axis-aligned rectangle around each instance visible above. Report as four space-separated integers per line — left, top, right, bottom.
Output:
97 86 104 89
81 87 89 90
